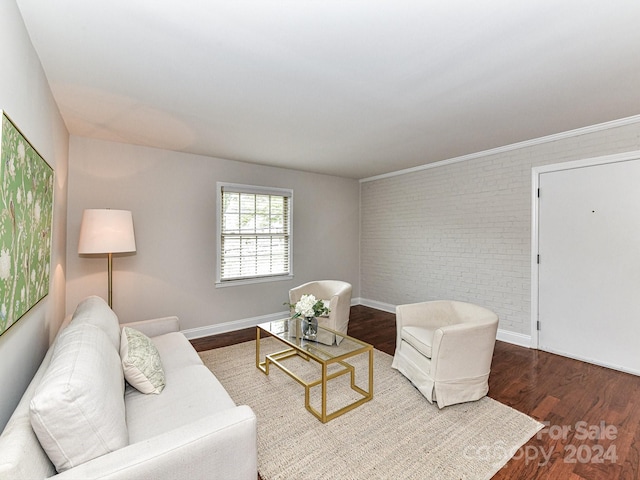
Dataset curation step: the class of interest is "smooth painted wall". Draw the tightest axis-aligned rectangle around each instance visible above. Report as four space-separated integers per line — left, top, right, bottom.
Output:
66 137 360 331
0 0 69 430
360 121 640 338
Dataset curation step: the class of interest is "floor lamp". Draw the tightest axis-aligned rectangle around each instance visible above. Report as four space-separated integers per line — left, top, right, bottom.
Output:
78 209 136 309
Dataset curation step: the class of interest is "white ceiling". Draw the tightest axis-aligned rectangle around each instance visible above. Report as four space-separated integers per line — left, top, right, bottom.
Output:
15 0 640 179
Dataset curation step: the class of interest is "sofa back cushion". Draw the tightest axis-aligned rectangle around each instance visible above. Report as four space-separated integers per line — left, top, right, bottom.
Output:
29 323 128 473
69 295 120 350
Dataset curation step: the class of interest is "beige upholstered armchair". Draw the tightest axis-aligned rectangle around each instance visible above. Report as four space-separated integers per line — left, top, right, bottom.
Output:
288 280 352 345
391 300 499 408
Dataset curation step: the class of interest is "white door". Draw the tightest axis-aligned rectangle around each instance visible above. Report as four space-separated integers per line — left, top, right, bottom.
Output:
537 158 640 375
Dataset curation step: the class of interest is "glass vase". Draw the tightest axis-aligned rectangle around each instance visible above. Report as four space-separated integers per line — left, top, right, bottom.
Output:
301 316 318 340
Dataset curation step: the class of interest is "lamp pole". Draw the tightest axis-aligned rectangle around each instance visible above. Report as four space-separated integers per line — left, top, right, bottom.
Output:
107 252 113 308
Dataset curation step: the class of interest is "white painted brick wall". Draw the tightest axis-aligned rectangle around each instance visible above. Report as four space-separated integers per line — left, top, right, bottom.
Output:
360 122 640 336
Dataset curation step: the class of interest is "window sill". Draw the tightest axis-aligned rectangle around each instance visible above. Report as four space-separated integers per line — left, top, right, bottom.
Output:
215 274 294 288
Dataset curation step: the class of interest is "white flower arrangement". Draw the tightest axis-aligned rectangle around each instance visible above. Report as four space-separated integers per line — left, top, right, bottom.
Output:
286 294 330 319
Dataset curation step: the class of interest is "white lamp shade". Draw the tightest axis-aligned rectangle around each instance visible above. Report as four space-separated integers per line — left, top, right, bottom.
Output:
78 209 136 254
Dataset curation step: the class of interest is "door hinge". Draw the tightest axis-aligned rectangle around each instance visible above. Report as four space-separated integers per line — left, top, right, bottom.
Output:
537 320 541 331
537 254 540 264
537 188 540 198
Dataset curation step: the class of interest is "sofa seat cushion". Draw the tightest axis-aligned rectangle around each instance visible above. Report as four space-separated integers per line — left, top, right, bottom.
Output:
29 323 128 473
125 332 236 443
126 364 236 443
151 331 204 370
401 326 435 358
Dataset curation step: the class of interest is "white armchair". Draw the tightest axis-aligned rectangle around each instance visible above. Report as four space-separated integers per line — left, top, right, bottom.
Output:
288 280 352 345
391 300 498 408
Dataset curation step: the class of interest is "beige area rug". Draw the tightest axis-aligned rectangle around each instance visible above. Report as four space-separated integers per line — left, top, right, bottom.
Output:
199 338 543 480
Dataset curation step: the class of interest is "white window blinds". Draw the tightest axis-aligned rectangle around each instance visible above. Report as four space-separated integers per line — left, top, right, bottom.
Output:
218 183 292 283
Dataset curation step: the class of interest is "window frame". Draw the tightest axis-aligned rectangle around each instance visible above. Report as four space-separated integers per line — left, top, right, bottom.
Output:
215 182 293 287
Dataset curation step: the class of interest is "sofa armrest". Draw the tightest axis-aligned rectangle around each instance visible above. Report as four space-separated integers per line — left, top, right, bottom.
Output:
52 405 257 480
119 316 180 338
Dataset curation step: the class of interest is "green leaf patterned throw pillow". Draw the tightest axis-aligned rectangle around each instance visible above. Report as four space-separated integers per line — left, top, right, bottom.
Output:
120 327 166 394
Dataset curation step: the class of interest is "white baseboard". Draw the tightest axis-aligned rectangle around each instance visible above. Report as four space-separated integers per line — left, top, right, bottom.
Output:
357 298 395 313
183 299 533 350
359 297 533 348
496 329 532 348
540 346 640 376
181 310 290 340
183 299 363 340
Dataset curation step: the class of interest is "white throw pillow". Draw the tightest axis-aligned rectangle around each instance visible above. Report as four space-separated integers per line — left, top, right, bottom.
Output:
120 327 166 394
29 324 128 473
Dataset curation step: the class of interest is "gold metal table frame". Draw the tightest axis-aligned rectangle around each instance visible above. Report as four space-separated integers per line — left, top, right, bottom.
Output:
256 319 374 423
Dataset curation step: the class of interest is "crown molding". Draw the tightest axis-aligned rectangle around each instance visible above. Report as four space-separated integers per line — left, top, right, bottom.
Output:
360 115 640 183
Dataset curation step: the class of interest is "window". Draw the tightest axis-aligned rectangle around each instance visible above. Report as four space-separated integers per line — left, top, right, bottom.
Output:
216 183 293 286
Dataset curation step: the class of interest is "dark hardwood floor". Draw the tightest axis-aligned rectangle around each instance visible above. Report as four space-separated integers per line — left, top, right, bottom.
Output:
191 305 640 480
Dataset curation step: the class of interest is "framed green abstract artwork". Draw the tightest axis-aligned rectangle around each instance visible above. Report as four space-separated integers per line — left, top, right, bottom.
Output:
0 111 54 336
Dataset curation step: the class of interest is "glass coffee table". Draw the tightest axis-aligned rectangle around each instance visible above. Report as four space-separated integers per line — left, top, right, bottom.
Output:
256 319 373 423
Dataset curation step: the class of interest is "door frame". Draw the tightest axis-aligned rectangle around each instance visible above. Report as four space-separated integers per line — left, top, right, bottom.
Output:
530 149 640 349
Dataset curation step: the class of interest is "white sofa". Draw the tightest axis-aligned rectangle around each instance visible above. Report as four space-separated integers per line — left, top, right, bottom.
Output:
0 296 257 480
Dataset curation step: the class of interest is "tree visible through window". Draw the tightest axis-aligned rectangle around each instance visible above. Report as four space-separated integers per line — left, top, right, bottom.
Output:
218 183 292 284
